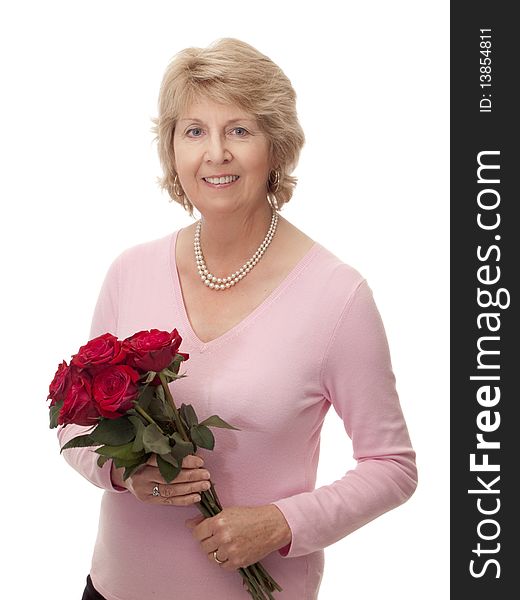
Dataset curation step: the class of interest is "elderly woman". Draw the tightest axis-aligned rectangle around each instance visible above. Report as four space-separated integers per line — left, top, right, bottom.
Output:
60 38 417 600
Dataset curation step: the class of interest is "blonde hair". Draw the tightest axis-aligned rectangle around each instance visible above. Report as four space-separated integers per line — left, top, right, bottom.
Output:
151 38 305 216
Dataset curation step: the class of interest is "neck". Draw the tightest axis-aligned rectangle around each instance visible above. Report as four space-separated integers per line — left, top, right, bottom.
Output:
197 202 277 275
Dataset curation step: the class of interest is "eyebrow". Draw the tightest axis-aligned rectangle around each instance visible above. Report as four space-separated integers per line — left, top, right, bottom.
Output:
178 117 257 124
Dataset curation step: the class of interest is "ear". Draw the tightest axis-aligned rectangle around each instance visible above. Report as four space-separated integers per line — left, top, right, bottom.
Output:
170 129 177 170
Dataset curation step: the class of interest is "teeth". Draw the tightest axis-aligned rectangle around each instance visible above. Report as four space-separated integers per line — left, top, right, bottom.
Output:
204 175 239 185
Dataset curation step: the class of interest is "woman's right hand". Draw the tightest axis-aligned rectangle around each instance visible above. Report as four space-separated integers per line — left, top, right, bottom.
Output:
111 454 212 505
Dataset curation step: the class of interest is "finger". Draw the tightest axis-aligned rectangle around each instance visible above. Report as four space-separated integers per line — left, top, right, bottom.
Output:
189 514 218 542
149 483 202 506
151 466 211 486
146 454 159 466
158 493 202 506
201 536 220 555
185 515 205 529
126 465 158 489
147 453 203 471
153 478 212 497
182 454 205 468
207 548 232 570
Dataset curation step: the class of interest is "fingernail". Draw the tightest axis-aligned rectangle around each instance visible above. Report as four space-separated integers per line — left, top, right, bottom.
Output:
194 495 201 502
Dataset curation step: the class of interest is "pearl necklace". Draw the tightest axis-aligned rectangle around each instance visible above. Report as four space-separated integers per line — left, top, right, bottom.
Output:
194 210 279 290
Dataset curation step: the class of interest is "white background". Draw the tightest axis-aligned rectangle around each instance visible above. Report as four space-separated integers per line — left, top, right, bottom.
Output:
1 1 449 598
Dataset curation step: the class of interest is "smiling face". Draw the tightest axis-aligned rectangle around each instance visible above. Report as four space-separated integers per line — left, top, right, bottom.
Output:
172 98 272 216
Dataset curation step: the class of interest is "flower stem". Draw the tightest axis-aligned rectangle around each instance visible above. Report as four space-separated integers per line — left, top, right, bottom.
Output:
198 489 216 515
135 405 164 431
250 563 276 598
158 372 189 440
255 563 283 592
240 566 271 600
196 498 213 518
209 481 223 511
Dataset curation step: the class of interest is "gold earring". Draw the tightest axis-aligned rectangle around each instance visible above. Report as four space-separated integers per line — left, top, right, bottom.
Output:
173 174 184 197
268 169 280 193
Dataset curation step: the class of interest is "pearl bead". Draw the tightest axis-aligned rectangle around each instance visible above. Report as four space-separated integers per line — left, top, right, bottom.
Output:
194 208 278 291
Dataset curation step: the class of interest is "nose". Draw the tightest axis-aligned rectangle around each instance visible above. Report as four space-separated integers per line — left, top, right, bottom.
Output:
204 133 231 164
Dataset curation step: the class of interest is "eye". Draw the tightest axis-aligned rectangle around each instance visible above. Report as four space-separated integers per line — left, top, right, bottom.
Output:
231 127 249 137
186 127 204 138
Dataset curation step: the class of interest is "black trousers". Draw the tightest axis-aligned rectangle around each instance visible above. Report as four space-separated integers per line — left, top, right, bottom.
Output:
81 575 107 600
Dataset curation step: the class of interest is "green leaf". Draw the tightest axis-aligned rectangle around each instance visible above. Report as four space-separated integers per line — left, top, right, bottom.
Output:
90 417 135 446
178 406 189 433
122 456 148 481
136 384 155 412
157 452 179 467
190 425 214 450
169 432 195 460
160 367 186 382
144 371 157 384
156 384 165 402
169 353 188 376
166 372 187 382
199 415 240 431
95 442 144 462
49 400 64 429
157 454 181 483
146 393 169 422
142 423 171 454
180 403 199 427
128 416 146 452
155 385 175 420
60 433 97 453
97 454 109 468
112 456 144 469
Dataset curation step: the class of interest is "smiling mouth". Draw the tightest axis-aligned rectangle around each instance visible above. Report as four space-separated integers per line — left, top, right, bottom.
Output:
202 175 240 185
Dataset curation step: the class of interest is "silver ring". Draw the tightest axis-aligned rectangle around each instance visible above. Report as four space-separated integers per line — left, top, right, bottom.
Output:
213 550 226 565
152 484 160 497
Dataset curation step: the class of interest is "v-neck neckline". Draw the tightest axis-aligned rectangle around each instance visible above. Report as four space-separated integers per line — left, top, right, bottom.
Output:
169 228 320 353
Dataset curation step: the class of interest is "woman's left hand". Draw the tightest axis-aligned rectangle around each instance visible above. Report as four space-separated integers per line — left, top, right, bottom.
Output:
185 504 291 571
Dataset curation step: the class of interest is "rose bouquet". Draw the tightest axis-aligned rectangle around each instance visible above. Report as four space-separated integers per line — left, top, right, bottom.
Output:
47 328 282 599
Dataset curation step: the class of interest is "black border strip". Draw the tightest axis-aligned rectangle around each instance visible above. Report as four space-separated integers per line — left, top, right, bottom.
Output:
451 3 518 596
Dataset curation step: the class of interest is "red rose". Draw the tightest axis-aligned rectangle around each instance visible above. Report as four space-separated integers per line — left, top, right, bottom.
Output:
122 328 186 373
92 364 140 419
58 369 99 426
71 333 126 370
48 360 72 405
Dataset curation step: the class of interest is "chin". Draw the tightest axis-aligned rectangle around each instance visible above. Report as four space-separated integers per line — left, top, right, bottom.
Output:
195 197 246 215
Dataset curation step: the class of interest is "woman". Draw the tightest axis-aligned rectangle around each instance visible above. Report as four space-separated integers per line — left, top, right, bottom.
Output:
60 38 417 600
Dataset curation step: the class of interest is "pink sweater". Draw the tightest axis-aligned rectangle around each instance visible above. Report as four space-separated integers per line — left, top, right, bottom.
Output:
58 228 417 600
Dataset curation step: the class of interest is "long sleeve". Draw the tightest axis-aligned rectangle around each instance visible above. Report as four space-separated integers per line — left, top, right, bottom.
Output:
57 253 127 493
271 279 418 558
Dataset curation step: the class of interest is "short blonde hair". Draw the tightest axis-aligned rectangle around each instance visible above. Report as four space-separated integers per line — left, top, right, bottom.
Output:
151 38 305 216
